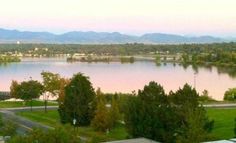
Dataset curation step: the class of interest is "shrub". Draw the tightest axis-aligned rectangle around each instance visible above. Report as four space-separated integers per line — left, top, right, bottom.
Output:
224 88 236 101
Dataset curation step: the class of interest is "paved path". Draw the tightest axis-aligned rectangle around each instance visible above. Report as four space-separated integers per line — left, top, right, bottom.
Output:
1 104 235 142
0 106 57 134
0 106 88 142
203 103 236 108
2 106 58 112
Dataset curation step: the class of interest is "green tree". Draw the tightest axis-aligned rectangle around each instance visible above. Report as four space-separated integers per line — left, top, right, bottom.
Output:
182 53 190 63
169 84 199 108
10 80 19 98
176 108 211 143
58 78 70 105
14 80 43 111
92 91 111 132
41 71 61 112
155 55 161 66
58 73 95 126
199 90 215 103
109 96 121 127
169 84 214 142
224 88 236 101
124 81 176 142
125 83 214 142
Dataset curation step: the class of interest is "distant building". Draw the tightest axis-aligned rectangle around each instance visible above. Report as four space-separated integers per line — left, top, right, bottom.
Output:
72 53 86 59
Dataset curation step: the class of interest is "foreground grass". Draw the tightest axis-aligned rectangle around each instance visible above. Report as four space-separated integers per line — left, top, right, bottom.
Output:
16 110 60 127
16 110 128 142
207 108 236 140
0 100 57 108
17 108 236 141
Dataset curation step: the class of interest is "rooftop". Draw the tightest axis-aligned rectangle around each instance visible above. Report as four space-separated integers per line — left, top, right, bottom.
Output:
104 138 159 143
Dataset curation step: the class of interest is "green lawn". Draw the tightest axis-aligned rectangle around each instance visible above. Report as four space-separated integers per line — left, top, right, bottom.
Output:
207 108 236 140
0 100 57 108
16 110 60 127
16 108 236 141
16 110 128 142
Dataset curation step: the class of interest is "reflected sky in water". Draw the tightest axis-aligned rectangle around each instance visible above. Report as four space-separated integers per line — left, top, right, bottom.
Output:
1 58 236 100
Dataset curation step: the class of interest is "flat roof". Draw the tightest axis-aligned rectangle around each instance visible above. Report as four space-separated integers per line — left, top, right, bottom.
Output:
104 138 159 143
203 139 236 143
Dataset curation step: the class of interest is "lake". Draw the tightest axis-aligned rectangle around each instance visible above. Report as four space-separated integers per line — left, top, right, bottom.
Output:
1 58 236 100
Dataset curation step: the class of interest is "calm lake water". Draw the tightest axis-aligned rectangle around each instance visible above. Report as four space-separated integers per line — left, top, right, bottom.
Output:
1 58 236 100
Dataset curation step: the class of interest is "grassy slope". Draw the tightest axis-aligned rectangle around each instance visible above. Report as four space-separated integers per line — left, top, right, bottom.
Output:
16 110 60 127
17 108 236 141
0 100 57 108
16 110 128 141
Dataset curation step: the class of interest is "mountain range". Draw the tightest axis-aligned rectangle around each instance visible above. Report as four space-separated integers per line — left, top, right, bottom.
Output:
0 28 233 44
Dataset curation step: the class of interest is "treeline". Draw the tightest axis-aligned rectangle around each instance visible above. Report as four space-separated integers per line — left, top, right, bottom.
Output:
1 42 236 56
67 56 134 63
0 56 20 63
8 72 223 143
182 51 236 66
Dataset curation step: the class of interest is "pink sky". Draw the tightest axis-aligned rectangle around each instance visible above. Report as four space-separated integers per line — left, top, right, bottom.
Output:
0 0 236 36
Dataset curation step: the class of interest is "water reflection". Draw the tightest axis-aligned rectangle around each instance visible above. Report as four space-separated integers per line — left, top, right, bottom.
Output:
1 59 236 100
177 63 236 79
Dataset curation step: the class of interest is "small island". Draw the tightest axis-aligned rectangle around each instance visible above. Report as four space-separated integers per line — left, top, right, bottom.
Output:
67 55 135 63
0 55 21 63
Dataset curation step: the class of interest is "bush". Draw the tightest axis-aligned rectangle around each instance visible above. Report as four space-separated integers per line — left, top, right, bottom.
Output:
0 114 17 136
224 88 236 101
8 125 81 143
199 90 216 102
0 121 17 136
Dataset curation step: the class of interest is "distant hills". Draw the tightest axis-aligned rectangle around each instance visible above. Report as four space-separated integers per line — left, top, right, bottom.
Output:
0 28 232 44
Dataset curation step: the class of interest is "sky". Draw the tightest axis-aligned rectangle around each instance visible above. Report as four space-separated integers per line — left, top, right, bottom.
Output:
0 0 236 37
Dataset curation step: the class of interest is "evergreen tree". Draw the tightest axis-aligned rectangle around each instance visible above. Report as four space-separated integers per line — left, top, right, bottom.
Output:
176 108 211 143
169 84 214 142
124 82 214 143
124 81 176 142
58 73 95 126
